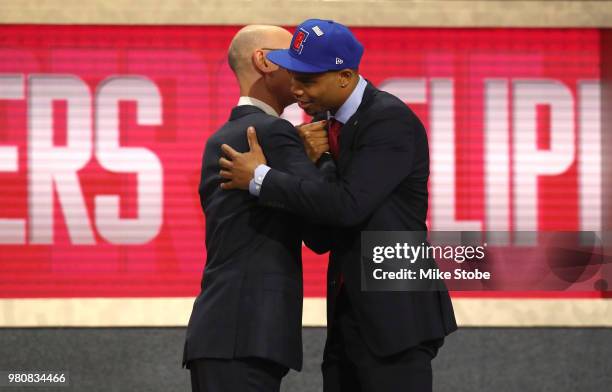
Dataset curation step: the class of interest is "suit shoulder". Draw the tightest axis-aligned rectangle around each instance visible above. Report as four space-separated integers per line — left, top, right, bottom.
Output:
359 89 427 146
265 116 297 134
369 89 418 122
255 117 301 146
207 112 287 140
241 113 296 137
237 111 288 126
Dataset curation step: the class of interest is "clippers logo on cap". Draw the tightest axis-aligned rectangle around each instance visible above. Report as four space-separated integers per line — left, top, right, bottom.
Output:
292 28 309 55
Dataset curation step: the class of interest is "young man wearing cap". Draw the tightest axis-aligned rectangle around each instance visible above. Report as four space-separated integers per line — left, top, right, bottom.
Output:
219 19 457 392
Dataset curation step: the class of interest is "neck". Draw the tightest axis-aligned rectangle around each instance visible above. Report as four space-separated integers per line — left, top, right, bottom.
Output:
240 78 284 115
330 76 360 115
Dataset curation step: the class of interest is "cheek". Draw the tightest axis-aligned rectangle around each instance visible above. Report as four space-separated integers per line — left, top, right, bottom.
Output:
271 70 290 87
281 73 293 86
274 77 293 97
316 89 332 107
307 87 323 102
280 79 292 95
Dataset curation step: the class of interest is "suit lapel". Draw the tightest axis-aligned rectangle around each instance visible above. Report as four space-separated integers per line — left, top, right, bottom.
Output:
337 81 378 168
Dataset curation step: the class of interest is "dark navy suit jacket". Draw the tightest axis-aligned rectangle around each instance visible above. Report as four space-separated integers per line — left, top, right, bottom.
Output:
259 83 458 356
183 105 331 370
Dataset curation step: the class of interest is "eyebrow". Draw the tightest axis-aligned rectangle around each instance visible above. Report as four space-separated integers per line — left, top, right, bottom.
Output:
293 73 319 83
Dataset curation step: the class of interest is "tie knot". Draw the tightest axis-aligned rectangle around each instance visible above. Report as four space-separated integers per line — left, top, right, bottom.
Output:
329 118 342 129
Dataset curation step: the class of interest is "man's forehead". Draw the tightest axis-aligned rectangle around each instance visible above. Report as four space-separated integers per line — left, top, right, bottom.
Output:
289 71 330 80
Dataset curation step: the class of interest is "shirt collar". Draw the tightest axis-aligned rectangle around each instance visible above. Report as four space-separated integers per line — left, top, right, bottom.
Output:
237 96 280 117
327 75 367 124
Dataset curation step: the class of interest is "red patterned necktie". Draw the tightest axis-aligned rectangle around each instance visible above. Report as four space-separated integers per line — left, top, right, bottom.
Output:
328 118 343 160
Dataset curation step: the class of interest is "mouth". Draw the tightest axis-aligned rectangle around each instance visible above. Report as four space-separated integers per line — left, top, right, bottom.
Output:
297 100 312 110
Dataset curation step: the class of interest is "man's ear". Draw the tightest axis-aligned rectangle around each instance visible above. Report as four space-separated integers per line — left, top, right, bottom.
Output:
252 50 276 75
338 69 356 88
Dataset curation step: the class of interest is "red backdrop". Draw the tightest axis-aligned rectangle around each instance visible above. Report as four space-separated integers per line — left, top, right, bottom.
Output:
0 26 604 298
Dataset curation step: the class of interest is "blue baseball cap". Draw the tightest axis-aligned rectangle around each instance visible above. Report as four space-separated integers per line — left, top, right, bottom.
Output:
267 19 364 73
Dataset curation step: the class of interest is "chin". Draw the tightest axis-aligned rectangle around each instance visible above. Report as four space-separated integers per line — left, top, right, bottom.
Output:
304 106 320 116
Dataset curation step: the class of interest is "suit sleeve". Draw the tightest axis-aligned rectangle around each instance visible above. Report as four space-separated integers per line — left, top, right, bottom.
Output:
259 119 323 181
258 118 335 252
261 117 337 182
259 113 418 227
315 153 338 182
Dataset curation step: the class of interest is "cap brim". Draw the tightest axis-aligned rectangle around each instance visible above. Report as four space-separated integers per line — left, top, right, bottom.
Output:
266 50 329 73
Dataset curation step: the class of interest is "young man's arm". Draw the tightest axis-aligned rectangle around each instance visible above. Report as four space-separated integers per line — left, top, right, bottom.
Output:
259 115 418 226
258 118 336 252
221 109 423 227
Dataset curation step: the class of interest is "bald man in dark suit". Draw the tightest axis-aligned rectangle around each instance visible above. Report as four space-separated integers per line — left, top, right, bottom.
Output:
183 25 332 392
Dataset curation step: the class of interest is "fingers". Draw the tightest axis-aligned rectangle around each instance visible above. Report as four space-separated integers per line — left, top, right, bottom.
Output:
307 136 329 143
307 138 330 147
300 129 328 141
219 169 232 179
306 137 328 147
300 120 327 132
218 153 234 188
221 143 240 159
220 181 237 190
297 120 328 136
218 167 237 190
246 126 261 151
218 157 233 170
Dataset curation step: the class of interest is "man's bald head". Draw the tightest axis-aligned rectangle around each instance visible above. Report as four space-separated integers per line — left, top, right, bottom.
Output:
228 25 292 78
